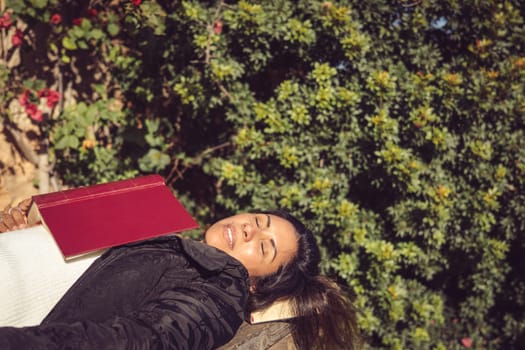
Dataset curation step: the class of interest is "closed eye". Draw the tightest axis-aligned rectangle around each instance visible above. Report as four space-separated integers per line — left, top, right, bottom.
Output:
260 241 265 255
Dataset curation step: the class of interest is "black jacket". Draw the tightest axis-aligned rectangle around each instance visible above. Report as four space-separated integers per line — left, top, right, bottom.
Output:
0 236 250 349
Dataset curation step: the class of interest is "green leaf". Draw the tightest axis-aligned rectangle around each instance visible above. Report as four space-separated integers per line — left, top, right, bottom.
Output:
76 102 88 115
107 23 120 37
86 105 98 124
54 135 78 150
71 26 85 38
138 149 171 172
77 40 89 50
30 0 47 9
74 126 85 137
91 29 105 40
81 18 92 31
62 37 77 50
141 2 167 36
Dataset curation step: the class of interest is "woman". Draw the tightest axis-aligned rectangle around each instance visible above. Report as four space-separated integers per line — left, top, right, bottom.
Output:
0 201 361 349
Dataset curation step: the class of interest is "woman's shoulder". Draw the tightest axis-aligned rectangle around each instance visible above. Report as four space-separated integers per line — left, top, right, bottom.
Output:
103 235 248 278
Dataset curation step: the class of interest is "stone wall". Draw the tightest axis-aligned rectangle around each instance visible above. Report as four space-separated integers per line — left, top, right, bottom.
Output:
0 123 38 209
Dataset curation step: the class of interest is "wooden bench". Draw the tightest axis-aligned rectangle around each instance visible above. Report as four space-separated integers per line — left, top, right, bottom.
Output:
218 320 296 350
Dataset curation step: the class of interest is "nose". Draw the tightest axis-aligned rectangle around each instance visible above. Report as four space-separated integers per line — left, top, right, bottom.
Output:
241 223 259 241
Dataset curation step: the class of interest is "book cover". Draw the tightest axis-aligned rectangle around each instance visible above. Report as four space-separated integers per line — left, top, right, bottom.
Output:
28 175 199 259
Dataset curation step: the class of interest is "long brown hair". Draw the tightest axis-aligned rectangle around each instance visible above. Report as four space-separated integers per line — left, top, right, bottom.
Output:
247 210 362 350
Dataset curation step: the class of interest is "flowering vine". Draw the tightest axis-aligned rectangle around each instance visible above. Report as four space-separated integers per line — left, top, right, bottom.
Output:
0 11 12 28
18 88 61 123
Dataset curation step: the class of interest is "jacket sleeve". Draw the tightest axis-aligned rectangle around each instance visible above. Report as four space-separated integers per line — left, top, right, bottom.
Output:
0 284 244 350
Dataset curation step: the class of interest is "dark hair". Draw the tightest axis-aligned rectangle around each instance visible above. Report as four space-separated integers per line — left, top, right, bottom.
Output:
247 210 362 350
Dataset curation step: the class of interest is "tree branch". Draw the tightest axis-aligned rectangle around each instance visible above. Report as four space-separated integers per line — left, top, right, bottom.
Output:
3 122 39 166
166 141 231 186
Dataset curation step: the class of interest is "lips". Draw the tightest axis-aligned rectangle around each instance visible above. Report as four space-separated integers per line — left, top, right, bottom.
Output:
224 225 234 249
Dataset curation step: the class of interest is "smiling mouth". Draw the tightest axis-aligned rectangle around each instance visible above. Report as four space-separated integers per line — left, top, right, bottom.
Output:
227 226 233 249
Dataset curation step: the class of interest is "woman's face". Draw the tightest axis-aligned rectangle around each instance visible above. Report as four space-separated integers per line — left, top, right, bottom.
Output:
204 213 299 277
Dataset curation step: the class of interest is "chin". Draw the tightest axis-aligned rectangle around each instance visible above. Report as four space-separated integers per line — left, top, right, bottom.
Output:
203 228 225 251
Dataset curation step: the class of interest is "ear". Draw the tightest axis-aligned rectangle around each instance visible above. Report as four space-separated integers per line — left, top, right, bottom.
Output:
249 277 257 293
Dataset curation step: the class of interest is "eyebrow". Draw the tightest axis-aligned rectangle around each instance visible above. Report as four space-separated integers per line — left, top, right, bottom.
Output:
270 238 277 263
266 214 277 262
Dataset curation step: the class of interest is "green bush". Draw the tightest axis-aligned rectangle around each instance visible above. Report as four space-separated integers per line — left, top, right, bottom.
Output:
3 0 524 348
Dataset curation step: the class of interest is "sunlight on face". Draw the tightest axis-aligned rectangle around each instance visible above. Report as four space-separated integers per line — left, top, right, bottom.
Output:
204 213 298 276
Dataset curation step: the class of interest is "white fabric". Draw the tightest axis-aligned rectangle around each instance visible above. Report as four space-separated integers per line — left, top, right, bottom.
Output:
0 225 100 327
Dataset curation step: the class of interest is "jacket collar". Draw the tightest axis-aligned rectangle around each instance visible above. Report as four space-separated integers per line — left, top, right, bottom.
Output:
179 237 249 278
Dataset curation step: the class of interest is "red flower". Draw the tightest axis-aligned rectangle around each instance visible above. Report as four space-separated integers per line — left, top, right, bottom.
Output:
25 103 43 122
87 8 99 17
213 20 223 35
19 89 30 107
72 18 83 26
11 29 23 46
50 13 62 25
0 12 12 29
461 337 473 348
38 88 61 109
131 0 142 6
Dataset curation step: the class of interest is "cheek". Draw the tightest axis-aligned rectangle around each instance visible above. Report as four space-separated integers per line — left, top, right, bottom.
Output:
234 245 258 265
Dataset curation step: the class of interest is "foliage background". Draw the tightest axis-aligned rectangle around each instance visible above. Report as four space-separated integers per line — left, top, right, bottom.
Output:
1 0 524 349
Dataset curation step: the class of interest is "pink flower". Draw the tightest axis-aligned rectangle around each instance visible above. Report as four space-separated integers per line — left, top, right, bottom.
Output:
131 0 142 6
25 103 43 122
11 29 23 46
38 88 61 109
50 13 62 25
72 18 83 26
461 337 473 348
0 12 12 29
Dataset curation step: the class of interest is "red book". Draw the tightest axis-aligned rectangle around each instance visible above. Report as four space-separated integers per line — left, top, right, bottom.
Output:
28 175 199 259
